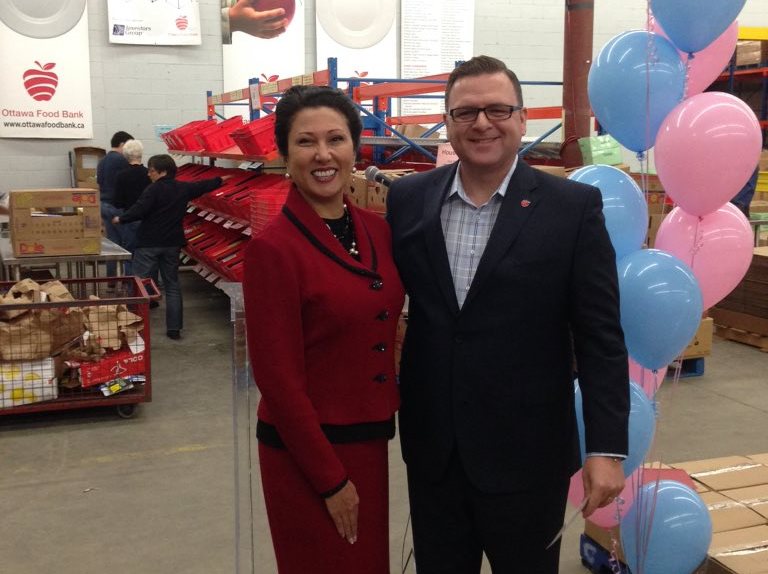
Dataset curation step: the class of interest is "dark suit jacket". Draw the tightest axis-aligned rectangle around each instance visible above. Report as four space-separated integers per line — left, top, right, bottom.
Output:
386 160 629 493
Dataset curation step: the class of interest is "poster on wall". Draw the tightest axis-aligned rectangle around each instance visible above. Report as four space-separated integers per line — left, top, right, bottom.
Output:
222 0 305 119
0 0 94 139
400 0 474 118
108 0 202 45
315 0 398 87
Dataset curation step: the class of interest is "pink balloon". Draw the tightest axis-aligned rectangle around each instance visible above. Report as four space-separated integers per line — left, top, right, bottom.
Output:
629 358 667 398
685 22 739 96
653 20 738 96
655 203 754 310
568 468 639 528
656 92 763 217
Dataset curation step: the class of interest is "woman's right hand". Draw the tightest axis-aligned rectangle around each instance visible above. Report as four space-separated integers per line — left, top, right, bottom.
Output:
324 480 359 544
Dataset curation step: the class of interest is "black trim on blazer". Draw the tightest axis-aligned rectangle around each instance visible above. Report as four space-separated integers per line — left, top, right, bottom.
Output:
282 206 381 279
256 417 396 449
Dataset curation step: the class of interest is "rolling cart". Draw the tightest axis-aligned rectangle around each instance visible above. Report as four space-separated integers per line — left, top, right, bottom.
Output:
0 276 157 418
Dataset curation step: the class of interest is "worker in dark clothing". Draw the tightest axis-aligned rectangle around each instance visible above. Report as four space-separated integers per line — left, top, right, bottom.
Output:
113 154 228 340
97 130 133 276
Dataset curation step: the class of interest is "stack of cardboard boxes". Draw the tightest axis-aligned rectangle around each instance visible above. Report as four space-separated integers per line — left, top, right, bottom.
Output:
712 247 768 351
8 188 101 257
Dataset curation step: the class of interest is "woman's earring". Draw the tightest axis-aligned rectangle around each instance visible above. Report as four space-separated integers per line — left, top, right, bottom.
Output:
284 172 291 179
351 166 357 174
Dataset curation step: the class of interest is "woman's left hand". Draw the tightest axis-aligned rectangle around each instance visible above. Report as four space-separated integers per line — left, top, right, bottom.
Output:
324 480 359 544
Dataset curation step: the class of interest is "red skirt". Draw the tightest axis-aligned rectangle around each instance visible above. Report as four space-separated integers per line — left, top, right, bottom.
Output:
259 439 390 574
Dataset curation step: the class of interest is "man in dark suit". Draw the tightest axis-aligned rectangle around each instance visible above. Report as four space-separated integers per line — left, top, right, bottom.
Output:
386 56 630 573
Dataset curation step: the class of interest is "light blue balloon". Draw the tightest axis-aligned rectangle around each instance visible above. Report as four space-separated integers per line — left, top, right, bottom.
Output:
651 0 746 54
568 165 649 260
588 31 685 152
621 480 712 574
618 249 703 370
574 380 655 477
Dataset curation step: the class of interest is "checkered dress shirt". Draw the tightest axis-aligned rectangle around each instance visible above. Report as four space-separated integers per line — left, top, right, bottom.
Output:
441 159 517 308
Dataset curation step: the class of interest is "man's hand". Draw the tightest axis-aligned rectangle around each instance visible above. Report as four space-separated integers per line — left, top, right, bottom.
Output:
581 456 625 518
229 1 288 39
324 480 359 544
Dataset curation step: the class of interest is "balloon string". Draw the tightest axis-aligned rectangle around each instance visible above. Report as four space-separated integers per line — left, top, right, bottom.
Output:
684 53 693 99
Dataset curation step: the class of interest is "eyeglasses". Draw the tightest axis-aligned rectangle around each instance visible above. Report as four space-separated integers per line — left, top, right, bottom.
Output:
448 105 524 123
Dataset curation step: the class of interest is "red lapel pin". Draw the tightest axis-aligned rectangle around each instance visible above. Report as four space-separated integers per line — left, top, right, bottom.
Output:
520 199 531 208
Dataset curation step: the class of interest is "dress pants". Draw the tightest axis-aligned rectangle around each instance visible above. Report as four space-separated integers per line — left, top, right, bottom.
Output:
101 202 122 277
407 449 569 574
132 246 182 331
259 439 390 574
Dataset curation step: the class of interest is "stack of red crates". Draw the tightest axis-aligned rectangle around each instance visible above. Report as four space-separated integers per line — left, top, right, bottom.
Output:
230 114 277 157
193 116 244 153
161 120 216 151
250 174 290 234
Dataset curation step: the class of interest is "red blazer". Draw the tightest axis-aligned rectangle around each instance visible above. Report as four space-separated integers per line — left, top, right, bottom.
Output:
243 187 404 495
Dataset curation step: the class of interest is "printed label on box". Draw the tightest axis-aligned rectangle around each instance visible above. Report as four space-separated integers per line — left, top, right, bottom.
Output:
80 348 145 388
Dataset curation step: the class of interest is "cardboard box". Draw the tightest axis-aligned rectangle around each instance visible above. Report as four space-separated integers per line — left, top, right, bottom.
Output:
751 201 768 214
682 317 714 358
708 525 768 574
722 484 768 522
701 490 766 533
759 151 768 173
735 40 768 67
0 357 57 408
647 212 665 248
79 348 146 388
750 454 768 467
72 146 105 189
391 124 441 140
672 456 768 492
347 173 369 208
578 135 623 166
630 172 664 192
366 169 414 213
9 188 102 257
533 165 566 178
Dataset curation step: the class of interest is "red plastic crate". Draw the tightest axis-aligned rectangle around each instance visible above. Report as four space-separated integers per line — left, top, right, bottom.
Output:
250 175 291 234
194 116 244 152
230 115 277 157
172 119 216 151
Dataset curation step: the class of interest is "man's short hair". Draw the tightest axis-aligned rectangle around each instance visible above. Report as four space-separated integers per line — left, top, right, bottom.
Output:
110 131 134 148
445 56 523 108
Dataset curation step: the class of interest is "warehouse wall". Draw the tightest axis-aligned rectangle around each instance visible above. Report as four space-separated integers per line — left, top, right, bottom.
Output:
0 0 765 194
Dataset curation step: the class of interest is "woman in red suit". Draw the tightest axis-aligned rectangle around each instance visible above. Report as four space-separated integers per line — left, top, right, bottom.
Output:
242 85 404 573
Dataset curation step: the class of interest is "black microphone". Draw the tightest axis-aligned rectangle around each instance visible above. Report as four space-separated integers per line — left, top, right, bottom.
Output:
364 166 395 188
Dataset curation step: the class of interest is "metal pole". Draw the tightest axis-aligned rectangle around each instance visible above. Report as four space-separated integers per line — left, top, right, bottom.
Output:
220 282 258 574
561 0 594 168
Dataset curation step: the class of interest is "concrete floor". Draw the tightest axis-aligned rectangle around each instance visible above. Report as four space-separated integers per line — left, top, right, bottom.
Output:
1 272 766 574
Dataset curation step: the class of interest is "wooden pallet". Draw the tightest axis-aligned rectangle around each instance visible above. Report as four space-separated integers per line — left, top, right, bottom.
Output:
714 324 768 352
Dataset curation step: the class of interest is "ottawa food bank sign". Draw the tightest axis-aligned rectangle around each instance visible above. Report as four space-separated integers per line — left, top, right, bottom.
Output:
0 9 93 139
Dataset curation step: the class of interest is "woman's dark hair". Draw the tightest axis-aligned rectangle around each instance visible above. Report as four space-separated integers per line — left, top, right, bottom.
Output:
274 85 363 157
147 154 177 179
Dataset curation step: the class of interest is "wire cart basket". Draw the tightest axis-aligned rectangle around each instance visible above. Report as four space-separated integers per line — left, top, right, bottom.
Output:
0 276 156 419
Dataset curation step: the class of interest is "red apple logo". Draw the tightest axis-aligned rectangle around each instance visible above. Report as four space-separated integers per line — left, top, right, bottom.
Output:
176 16 188 30
260 74 279 112
23 61 58 102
